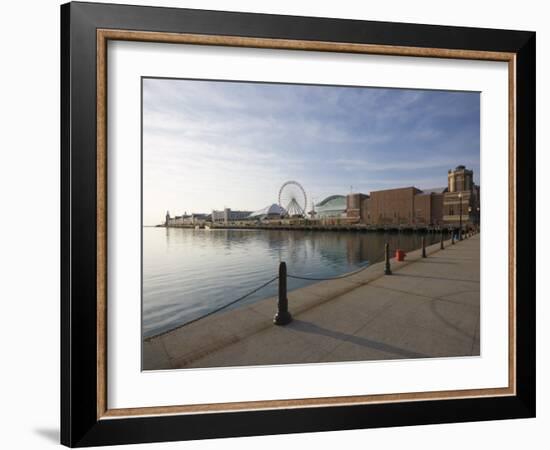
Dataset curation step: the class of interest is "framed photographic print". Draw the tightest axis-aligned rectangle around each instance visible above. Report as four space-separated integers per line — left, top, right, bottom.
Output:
61 1 536 447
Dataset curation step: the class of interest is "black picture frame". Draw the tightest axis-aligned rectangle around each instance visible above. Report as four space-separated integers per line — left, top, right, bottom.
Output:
61 1 535 447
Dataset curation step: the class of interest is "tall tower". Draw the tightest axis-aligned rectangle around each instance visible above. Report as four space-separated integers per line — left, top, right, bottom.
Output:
443 165 479 227
165 210 170 226
448 165 474 192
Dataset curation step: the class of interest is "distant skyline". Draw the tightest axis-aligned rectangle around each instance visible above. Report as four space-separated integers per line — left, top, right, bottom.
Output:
143 78 480 225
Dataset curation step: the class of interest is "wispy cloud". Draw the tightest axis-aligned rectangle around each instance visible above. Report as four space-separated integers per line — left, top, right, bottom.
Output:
333 155 480 172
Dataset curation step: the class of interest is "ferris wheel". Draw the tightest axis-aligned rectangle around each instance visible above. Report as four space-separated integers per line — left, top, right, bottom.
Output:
278 181 307 217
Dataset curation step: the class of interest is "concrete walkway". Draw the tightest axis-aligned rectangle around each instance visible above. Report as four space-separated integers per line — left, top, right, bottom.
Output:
144 234 480 370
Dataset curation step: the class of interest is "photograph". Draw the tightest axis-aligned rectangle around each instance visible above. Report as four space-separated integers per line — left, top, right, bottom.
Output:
141 78 481 371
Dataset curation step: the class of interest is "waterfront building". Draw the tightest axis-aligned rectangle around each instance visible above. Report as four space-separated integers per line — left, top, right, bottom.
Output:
315 195 347 218
247 204 286 220
360 187 428 226
346 193 369 221
211 208 253 224
347 187 446 227
165 211 210 226
413 188 446 226
442 165 480 226
189 213 211 224
166 213 192 226
343 166 479 227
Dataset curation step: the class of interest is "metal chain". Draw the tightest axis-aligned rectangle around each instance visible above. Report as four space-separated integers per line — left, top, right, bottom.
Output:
151 275 279 337
287 248 388 281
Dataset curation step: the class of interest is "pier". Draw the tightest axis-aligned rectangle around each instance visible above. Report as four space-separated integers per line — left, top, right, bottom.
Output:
158 222 471 233
211 223 454 232
143 233 480 370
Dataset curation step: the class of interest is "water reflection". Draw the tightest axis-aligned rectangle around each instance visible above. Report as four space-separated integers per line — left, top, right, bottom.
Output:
143 227 441 337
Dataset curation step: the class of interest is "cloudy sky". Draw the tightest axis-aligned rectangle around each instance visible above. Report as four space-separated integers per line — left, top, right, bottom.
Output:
142 78 480 225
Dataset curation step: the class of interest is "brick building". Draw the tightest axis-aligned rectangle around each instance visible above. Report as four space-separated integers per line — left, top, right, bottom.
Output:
346 193 368 220
344 165 479 227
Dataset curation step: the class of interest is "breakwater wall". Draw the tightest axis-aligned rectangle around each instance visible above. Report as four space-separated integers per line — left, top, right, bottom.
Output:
158 223 473 233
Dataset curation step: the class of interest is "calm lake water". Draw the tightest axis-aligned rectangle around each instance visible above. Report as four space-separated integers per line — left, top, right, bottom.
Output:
143 227 442 337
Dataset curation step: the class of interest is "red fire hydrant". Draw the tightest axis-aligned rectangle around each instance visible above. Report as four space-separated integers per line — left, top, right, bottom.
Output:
395 249 406 262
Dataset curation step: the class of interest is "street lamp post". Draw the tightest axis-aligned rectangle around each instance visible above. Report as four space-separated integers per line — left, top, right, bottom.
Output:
458 192 463 241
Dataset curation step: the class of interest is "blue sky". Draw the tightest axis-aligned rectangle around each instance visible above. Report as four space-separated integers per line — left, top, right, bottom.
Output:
142 78 479 225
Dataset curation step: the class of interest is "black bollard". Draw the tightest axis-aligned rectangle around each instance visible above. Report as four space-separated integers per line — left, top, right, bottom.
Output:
274 262 292 325
421 236 426 258
451 232 455 245
384 243 392 275
440 232 444 250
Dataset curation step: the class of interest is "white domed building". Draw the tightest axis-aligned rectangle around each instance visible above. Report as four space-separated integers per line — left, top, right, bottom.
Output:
247 204 286 221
